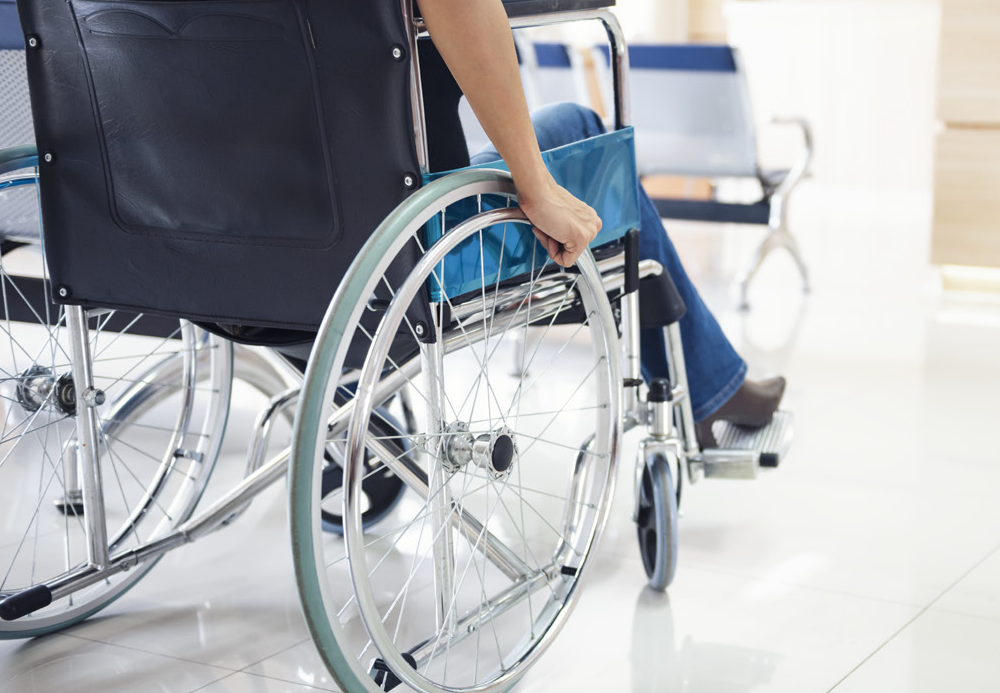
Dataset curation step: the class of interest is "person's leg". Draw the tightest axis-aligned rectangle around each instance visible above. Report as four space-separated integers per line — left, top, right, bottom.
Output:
634 195 746 421
471 102 751 421
470 101 604 165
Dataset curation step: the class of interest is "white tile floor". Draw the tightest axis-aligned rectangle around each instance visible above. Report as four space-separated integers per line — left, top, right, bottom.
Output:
4 182 1000 692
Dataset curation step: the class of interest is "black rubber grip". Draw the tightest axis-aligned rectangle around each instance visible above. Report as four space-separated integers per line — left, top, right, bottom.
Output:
0 585 53 621
760 453 780 468
647 378 672 403
624 228 640 294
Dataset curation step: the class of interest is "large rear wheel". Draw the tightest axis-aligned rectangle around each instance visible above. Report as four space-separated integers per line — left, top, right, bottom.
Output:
0 242 233 637
291 170 622 693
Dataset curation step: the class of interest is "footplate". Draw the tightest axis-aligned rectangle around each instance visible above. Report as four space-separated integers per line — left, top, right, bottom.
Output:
696 411 794 480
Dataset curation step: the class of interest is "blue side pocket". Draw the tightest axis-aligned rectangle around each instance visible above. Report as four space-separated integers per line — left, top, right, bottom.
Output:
421 127 639 300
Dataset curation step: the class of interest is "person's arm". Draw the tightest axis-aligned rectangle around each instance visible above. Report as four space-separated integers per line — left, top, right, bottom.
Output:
418 0 601 267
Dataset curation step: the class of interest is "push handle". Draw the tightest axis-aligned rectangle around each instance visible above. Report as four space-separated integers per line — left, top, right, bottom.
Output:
624 227 639 294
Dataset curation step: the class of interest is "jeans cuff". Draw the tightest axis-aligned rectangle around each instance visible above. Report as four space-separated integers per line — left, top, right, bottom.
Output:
692 361 747 422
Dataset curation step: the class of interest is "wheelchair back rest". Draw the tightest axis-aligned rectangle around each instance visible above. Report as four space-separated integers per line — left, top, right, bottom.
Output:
14 0 421 330
422 127 639 300
596 44 760 179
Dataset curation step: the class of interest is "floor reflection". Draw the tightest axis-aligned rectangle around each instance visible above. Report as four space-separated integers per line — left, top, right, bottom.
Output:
736 292 808 376
631 588 779 693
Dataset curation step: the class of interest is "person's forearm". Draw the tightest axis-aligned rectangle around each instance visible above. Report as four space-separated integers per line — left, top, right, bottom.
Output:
418 0 550 190
418 0 601 268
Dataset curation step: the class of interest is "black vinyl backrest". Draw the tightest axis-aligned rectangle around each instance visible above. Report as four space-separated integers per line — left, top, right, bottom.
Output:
15 0 420 330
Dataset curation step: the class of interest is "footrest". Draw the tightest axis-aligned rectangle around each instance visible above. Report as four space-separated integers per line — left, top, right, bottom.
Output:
714 410 794 467
699 411 794 479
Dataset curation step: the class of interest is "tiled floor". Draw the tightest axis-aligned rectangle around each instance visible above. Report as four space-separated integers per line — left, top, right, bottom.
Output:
3 182 1000 692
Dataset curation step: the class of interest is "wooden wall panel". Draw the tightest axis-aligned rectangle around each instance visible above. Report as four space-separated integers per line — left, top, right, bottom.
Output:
931 128 1000 267
938 0 1000 125
688 0 727 42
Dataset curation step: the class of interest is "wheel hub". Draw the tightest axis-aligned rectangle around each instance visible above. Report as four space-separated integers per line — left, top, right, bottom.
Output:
15 367 77 415
445 423 517 479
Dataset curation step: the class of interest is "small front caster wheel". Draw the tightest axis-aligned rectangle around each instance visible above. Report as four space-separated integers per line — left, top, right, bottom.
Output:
636 452 678 590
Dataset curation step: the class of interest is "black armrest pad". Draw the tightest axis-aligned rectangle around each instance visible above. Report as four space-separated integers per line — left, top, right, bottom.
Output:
501 0 614 17
415 1 614 21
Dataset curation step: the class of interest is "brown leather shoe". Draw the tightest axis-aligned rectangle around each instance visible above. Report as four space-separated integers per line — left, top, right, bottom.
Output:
695 376 786 449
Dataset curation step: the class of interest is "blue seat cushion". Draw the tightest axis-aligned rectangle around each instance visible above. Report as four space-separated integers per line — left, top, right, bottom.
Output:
597 44 736 72
0 0 22 49
533 42 572 68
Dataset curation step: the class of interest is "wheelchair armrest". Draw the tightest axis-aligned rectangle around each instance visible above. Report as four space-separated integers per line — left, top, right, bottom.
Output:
0 146 39 177
418 0 616 21
758 117 812 199
501 0 615 17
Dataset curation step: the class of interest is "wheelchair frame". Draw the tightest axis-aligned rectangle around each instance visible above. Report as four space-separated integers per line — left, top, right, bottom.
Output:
1 2 788 690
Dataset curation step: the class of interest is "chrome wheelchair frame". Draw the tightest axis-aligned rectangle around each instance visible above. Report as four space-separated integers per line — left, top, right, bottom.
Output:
0 3 790 692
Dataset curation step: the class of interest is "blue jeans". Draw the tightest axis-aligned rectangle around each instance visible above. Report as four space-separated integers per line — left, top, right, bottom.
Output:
470 102 746 421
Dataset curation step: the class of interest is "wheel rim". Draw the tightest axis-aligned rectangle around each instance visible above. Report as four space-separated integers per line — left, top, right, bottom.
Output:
0 244 232 635
291 171 621 693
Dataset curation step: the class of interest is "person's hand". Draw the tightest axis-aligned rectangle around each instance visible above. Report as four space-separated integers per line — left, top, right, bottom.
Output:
516 174 602 268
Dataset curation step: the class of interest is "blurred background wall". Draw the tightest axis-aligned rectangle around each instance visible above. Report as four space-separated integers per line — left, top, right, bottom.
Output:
617 0 941 195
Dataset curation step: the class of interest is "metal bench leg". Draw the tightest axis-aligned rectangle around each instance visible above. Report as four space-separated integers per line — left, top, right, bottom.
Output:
738 193 810 310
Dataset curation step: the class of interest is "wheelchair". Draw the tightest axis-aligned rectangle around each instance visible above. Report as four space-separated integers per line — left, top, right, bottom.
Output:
0 1 792 691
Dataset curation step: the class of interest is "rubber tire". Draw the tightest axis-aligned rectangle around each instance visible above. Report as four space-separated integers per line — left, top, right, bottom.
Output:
636 452 679 591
